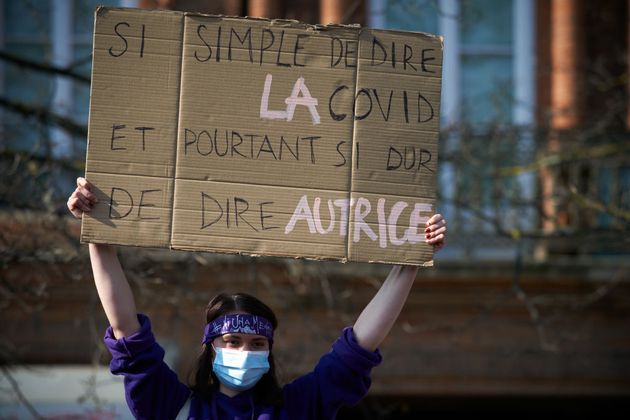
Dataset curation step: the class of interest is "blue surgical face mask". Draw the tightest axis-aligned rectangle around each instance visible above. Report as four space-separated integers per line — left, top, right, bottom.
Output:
212 346 270 391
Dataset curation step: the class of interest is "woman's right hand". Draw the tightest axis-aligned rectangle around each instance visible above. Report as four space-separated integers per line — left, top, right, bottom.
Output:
67 177 98 219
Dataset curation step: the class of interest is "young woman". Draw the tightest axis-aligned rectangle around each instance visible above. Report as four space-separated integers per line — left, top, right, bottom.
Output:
67 177 447 419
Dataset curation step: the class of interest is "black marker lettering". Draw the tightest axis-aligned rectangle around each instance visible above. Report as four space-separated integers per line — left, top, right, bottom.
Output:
404 146 415 170
391 41 396 68
301 136 319 164
110 124 126 150
184 128 196 155
403 44 417 71
279 136 299 161
259 201 277 230
334 141 347 167
354 89 372 120
371 37 387 66
386 147 402 170
418 93 434 123
330 37 343 68
225 198 230 228
138 189 160 220
194 24 212 62
201 193 223 229
197 130 214 156
140 24 145 58
276 30 291 67
135 127 154 151
109 22 130 57
231 131 246 158
372 89 393 121
329 85 348 121
257 135 277 160
109 187 133 219
215 26 222 62
260 29 275 65
234 197 258 231
215 130 228 157
229 27 253 63
418 149 434 172
294 34 308 67
345 40 357 68
421 48 436 73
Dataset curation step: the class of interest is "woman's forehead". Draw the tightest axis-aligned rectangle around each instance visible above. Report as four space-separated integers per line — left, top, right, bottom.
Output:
221 332 268 341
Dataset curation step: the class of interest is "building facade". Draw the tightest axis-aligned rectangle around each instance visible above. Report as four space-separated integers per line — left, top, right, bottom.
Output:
1 0 629 418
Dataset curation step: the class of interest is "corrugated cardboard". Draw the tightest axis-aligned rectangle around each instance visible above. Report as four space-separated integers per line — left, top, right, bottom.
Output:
82 7 443 266
82 8 183 248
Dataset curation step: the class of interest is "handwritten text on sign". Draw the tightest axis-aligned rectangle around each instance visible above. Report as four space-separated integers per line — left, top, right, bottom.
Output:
83 9 442 265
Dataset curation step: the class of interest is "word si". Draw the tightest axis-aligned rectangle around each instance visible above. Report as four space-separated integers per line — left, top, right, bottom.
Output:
285 195 432 248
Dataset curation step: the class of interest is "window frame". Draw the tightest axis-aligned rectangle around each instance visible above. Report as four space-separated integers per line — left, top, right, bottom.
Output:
369 0 537 260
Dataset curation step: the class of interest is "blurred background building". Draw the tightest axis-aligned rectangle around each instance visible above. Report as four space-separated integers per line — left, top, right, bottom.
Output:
1 0 629 418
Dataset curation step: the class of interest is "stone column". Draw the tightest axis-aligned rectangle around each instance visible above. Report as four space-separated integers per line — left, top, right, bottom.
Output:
320 0 355 24
248 0 284 18
627 0 630 128
550 0 582 130
539 0 583 252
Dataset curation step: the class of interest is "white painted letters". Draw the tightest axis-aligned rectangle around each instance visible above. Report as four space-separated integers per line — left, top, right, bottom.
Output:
260 74 320 124
284 195 432 248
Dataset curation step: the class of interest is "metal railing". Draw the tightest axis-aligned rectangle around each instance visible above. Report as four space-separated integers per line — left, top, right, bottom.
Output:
436 125 630 261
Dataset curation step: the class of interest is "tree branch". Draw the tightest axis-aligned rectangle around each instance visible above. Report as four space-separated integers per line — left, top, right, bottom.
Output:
0 50 90 84
0 366 43 419
0 96 87 137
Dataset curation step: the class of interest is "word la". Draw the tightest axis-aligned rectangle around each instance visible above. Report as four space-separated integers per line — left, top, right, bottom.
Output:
284 195 432 248
260 74 320 124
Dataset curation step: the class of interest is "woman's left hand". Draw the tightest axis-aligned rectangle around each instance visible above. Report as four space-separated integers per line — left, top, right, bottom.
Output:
425 214 447 252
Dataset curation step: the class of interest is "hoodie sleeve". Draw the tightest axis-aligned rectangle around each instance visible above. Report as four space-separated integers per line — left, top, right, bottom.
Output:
283 327 382 419
104 314 191 420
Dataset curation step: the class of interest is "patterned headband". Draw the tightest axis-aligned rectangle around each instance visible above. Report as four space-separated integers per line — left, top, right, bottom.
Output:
202 314 274 344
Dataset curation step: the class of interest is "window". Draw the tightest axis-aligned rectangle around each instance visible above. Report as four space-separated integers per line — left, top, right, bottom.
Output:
370 0 536 259
0 0 137 159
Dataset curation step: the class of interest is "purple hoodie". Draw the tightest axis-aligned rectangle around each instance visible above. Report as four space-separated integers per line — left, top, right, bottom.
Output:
105 314 382 419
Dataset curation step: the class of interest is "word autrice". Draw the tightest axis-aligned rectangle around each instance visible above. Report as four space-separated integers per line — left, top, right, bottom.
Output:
284 195 432 248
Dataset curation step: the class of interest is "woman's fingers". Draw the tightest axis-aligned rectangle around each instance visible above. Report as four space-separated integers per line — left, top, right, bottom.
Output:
426 233 444 245
76 177 98 203
67 195 86 219
425 220 447 239
424 214 447 250
76 177 90 190
425 217 446 232
76 190 93 210
426 226 446 238
67 178 97 219
425 213 443 227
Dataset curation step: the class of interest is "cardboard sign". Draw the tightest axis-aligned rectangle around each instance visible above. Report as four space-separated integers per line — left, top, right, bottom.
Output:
81 7 443 266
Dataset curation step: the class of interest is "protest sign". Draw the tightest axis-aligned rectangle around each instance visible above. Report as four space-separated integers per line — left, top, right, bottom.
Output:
81 7 443 266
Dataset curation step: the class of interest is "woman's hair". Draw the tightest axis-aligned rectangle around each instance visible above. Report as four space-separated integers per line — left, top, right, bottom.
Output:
190 292 283 407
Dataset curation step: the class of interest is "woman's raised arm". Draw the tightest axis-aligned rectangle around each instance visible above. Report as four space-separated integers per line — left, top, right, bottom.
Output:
352 214 446 352
68 177 140 338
